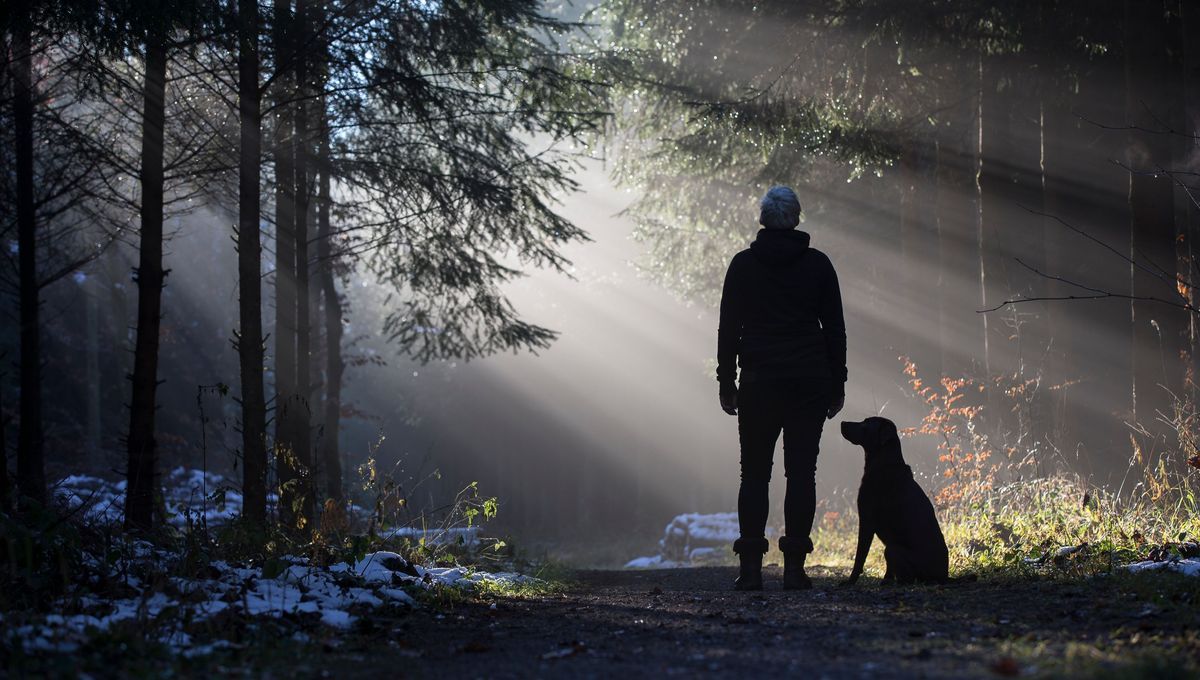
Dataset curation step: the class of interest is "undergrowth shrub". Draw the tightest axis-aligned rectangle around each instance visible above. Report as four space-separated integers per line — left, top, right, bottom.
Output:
0 446 514 620
0 502 81 608
895 358 1200 579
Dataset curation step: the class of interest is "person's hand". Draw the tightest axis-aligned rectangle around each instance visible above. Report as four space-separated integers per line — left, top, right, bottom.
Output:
720 391 738 416
826 391 845 420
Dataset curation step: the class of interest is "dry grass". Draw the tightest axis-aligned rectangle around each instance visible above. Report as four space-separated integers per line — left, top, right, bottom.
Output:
801 359 1200 580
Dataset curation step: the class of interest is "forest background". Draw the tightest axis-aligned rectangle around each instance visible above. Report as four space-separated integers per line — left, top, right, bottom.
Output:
2 0 1199 563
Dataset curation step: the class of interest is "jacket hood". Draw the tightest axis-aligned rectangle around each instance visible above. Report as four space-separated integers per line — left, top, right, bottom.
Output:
750 228 810 265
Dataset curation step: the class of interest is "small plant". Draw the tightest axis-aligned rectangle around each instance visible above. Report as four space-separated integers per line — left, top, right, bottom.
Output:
901 357 997 507
813 359 1200 580
0 502 82 608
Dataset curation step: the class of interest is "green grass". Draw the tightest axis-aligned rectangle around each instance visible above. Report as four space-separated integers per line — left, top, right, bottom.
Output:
1055 644 1200 680
941 474 1200 578
620 470 1199 582
994 626 1200 680
795 473 1200 581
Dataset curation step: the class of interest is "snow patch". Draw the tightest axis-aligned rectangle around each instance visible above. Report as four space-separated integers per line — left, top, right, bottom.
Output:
53 470 473 549
7 472 537 658
5 547 539 657
384 526 480 548
53 468 275 529
1123 558 1200 577
624 555 686 569
626 512 777 568
320 609 357 629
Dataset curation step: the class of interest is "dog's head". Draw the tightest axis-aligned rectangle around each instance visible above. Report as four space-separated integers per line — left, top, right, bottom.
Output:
840 417 904 466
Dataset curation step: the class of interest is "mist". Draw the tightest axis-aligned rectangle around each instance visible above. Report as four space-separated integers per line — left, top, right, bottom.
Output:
9 1 1200 674
4 0 1197 567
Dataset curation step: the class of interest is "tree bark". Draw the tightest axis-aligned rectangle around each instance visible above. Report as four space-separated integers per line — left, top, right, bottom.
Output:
932 126 949 381
902 141 943 378
238 0 268 527
1073 63 1136 479
13 0 45 508
1126 0 1186 442
291 0 315 528
85 274 101 460
1164 0 1193 412
273 0 301 531
1041 87 1082 466
125 32 169 532
2 389 11 514
978 51 1007 376
979 52 1045 379
973 43 990 375
316 108 343 503
934 77 982 378
1183 0 1200 405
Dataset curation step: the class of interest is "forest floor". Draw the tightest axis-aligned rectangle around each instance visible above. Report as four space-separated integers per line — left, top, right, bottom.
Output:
12 470 1200 677
221 565 1200 679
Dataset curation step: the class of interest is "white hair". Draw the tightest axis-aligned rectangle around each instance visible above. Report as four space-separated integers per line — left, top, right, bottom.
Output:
759 185 802 229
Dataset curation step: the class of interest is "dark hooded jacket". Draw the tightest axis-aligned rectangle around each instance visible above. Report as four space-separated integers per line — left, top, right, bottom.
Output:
716 229 847 396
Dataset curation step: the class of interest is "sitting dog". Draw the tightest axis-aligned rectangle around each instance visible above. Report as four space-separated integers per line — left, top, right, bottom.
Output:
839 417 949 585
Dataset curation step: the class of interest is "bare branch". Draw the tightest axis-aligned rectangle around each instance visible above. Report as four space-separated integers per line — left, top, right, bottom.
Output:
980 259 1200 316
1019 204 1193 303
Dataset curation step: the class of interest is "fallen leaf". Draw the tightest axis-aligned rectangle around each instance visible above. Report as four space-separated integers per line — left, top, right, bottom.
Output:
991 657 1020 676
462 640 491 654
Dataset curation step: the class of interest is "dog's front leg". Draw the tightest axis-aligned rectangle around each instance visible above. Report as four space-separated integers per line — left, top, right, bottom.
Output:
840 516 874 587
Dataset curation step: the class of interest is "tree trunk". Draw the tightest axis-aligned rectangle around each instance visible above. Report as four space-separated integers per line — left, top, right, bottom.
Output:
85 274 101 460
316 109 343 503
238 0 268 527
1126 0 1186 444
899 143 942 378
1041 87 1083 468
978 51 1008 377
1165 0 1192 413
933 80 981 378
274 0 301 531
932 126 948 381
979 53 1045 380
2 389 11 514
898 149 920 371
13 1 44 508
1183 0 1200 405
291 0 315 528
973 43 990 375
125 33 169 532
1075 68 1136 479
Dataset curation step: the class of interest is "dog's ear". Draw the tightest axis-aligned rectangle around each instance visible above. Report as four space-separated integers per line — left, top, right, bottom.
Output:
877 419 900 450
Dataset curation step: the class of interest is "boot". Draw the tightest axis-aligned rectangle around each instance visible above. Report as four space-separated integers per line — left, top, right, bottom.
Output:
779 535 814 590
732 537 768 591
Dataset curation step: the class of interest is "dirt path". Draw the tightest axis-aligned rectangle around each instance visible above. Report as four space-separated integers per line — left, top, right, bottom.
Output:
335 566 1198 678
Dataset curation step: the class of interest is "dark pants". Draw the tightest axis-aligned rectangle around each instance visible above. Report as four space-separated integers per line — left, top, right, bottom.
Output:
736 379 830 544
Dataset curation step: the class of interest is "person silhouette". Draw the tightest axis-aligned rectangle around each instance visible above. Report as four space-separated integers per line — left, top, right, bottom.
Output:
717 185 847 591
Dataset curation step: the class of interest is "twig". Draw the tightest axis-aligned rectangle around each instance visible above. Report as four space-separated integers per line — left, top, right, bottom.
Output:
1075 108 1200 141
979 256 1199 314
981 289 1198 315
1109 159 1200 213
1018 204 1193 302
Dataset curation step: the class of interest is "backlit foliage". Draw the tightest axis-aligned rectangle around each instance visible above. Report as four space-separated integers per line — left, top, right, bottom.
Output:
587 0 910 306
883 358 1200 578
901 357 995 507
